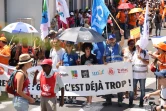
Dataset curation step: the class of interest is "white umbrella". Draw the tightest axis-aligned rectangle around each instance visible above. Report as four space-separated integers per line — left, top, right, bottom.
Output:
2 22 38 33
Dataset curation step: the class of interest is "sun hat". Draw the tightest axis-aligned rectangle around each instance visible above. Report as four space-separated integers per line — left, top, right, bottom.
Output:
41 59 52 66
18 54 33 65
153 42 166 51
0 37 7 42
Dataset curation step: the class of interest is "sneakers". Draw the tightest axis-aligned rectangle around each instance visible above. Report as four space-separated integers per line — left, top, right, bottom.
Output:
72 98 77 104
65 98 70 104
85 103 91 108
82 101 87 105
128 101 133 108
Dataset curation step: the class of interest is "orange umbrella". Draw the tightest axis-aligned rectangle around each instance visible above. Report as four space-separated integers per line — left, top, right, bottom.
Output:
129 8 143 14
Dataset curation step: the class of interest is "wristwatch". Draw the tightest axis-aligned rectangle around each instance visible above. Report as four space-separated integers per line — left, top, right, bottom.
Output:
161 105 164 109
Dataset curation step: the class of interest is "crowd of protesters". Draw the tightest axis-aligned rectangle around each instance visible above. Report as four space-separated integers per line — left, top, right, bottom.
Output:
0 0 166 111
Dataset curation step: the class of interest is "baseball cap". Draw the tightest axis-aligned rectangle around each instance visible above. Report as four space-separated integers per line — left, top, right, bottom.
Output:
41 59 52 66
108 34 116 39
70 12 74 16
155 70 166 78
0 37 7 42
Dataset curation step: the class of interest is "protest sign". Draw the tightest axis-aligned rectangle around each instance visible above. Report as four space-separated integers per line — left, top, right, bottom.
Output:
130 27 140 39
0 62 133 97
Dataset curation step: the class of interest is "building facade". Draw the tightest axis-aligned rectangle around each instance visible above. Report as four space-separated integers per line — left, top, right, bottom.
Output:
0 0 5 27
0 0 112 33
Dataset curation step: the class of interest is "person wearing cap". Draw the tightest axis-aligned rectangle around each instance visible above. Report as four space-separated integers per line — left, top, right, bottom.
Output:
60 41 79 104
122 38 136 98
103 30 124 107
149 42 166 90
13 54 35 111
49 37 65 69
0 36 11 65
33 59 64 111
81 43 97 107
68 12 75 28
144 70 166 111
128 40 149 107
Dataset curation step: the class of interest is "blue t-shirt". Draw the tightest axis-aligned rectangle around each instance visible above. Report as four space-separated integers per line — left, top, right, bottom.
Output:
62 52 78 66
92 42 106 64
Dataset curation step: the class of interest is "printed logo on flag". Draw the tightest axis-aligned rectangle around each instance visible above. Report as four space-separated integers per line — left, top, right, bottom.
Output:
8 69 14 75
71 70 78 79
0 66 4 75
81 70 90 78
29 27 33 30
108 68 115 75
92 69 104 76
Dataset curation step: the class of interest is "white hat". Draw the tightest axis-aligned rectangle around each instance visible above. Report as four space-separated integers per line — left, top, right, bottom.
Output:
136 40 140 46
70 12 74 16
18 54 33 65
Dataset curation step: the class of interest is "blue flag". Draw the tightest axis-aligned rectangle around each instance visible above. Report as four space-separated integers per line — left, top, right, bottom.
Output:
91 0 110 34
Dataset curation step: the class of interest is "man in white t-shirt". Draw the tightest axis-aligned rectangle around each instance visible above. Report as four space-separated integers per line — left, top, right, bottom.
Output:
129 40 149 107
49 38 65 69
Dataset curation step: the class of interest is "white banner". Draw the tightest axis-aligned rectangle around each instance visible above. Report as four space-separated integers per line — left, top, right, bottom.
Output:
0 62 133 96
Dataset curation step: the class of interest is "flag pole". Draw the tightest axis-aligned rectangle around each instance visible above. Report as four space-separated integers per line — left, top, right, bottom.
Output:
109 13 122 30
106 24 108 39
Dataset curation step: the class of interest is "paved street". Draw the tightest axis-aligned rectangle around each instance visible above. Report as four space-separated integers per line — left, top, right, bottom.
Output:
0 28 165 111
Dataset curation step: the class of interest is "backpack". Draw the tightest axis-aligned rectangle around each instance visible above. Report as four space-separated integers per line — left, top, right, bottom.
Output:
5 70 22 95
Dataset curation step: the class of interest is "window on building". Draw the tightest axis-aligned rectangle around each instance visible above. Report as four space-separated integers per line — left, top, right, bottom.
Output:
69 0 74 11
74 0 77 11
88 0 92 8
81 0 86 10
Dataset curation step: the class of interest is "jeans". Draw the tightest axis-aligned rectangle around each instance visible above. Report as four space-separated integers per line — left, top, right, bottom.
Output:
155 23 161 36
105 92 123 103
13 96 29 111
129 79 146 103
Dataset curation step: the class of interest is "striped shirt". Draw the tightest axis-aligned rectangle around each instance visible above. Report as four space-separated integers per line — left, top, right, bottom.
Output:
132 50 149 79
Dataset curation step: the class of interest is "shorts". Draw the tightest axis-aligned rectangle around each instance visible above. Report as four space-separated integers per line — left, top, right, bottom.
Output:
13 96 29 111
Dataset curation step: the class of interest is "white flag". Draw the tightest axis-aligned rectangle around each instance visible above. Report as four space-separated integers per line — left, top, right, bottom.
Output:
56 0 70 24
140 2 149 49
40 0 51 40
